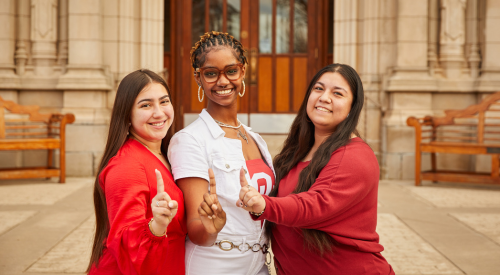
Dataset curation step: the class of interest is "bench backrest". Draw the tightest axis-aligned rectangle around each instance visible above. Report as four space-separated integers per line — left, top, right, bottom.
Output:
418 92 500 145
0 96 73 140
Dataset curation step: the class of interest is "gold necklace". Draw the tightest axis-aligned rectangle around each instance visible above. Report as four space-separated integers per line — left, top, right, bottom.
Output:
131 137 162 156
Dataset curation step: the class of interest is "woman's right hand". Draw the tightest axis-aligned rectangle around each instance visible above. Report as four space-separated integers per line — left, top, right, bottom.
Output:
198 169 226 235
237 168 266 214
150 169 178 236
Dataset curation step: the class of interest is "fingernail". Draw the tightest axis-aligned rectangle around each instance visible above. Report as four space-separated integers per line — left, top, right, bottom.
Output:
170 213 173 216
212 215 216 219
168 202 174 208
208 216 212 219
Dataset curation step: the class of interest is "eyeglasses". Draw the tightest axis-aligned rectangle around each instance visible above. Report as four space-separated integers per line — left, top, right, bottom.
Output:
195 63 244 84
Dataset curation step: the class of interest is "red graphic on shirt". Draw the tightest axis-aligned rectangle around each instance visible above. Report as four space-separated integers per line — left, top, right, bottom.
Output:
245 159 275 196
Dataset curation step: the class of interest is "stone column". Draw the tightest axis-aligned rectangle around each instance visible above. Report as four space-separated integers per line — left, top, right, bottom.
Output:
382 0 434 179
358 0 383 156
57 0 68 73
0 0 19 88
15 0 30 76
333 0 358 68
30 0 58 76
117 0 140 80
428 0 440 77
439 0 467 79
477 0 500 91
140 0 164 73
57 0 110 90
386 0 434 91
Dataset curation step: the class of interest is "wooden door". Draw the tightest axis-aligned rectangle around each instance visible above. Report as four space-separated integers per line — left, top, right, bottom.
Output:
167 0 332 130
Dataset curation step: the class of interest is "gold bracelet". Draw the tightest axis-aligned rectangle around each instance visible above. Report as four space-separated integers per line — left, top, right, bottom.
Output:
251 207 265 217
148 218 167 237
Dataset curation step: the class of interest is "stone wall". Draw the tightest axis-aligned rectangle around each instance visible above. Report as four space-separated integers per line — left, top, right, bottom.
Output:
335 0 500 179
0 0 165 177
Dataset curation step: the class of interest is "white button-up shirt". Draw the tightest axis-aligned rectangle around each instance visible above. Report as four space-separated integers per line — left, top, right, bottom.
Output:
168 109 275 275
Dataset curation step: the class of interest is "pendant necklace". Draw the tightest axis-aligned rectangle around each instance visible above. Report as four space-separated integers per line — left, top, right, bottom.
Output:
213 119 249 144
131 137 162 155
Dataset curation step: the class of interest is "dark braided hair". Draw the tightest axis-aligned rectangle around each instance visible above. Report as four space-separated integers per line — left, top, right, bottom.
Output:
190 31 248 69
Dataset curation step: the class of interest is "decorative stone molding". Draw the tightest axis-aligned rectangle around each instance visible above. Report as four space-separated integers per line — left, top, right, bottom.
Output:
439 0 467 79
30 0 58 76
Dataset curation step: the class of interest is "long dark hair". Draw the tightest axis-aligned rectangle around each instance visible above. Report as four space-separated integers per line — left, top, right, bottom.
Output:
87 69 174 271
266 63 364 255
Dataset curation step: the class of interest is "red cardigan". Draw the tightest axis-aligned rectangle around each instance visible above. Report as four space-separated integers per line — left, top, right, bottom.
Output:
256 138 394 275
89 139 187 275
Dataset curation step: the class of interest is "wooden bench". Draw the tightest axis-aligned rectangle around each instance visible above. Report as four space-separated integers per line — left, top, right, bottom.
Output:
0 96 75 183
407 92 500 186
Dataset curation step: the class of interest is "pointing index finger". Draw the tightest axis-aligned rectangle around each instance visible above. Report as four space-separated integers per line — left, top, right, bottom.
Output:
239 167 248 188
155 169 164 196
208 168 216 195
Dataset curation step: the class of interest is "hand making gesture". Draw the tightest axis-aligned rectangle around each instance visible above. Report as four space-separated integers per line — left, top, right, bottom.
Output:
198 169 226 235
150 169 178 236
237 168 266 214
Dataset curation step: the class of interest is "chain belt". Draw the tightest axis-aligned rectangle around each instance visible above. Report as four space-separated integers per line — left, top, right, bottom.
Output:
212 240 269 254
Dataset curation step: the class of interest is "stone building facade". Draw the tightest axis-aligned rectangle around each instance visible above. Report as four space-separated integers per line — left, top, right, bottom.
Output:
0 0 498 179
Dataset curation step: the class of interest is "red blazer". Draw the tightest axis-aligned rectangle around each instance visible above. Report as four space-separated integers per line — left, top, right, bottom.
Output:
90 139 186 275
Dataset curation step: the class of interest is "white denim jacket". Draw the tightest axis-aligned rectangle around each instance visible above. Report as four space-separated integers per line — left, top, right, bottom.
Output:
168 109 275 275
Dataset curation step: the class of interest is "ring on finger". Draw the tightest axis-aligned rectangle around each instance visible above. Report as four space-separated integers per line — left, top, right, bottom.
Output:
246 184 251 190
156 201 160 207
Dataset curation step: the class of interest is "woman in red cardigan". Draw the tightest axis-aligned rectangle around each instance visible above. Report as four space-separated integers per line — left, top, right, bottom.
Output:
87 69 187 274
236 64 394 274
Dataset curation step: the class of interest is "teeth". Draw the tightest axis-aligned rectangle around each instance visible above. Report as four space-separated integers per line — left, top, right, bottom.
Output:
316 107 331 113
215 89 232 95
151 121 165 126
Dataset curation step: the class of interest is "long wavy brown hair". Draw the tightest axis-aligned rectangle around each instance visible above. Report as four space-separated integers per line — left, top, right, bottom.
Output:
266 63 365 255
86 69 174 271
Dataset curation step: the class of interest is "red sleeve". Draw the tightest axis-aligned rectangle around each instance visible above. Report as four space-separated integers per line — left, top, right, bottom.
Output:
256 145 377 229
103 157 167 275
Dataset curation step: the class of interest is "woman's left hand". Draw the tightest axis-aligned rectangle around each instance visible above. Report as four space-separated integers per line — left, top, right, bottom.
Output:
236 168 266 214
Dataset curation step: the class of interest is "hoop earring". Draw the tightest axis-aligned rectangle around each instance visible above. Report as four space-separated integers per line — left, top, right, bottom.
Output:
239 80 245 97
198 86 204 102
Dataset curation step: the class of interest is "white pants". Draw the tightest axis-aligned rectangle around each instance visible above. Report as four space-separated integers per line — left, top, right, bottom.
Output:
185 238 269 275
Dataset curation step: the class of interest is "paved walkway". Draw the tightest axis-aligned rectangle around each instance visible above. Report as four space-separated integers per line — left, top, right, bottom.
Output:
0 178 499 275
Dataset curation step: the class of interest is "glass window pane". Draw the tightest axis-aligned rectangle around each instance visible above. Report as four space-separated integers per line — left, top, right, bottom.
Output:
294 0 308 53
209 0 223 32
276 0 290 54
259 0 272 53
164 0 171 52
192 0 206 45
227 0 241 40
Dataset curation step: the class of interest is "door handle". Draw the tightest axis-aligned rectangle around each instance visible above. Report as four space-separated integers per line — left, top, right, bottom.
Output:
250 48 257 85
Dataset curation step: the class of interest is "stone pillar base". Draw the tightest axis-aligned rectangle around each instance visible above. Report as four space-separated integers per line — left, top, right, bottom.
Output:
0 68 20 89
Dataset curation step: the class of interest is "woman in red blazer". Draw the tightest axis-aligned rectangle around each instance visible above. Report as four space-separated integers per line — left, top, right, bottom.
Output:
87 69 187 274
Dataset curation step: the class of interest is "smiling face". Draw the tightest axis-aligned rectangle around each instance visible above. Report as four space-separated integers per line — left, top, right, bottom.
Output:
194 47 246 108
129 82 174 143
306 72 353 134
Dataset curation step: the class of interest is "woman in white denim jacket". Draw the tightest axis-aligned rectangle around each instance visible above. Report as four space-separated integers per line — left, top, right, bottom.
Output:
168 32 275 275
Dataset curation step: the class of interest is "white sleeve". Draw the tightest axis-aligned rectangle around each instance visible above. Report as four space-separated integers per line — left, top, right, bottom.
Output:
167 132 209 182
